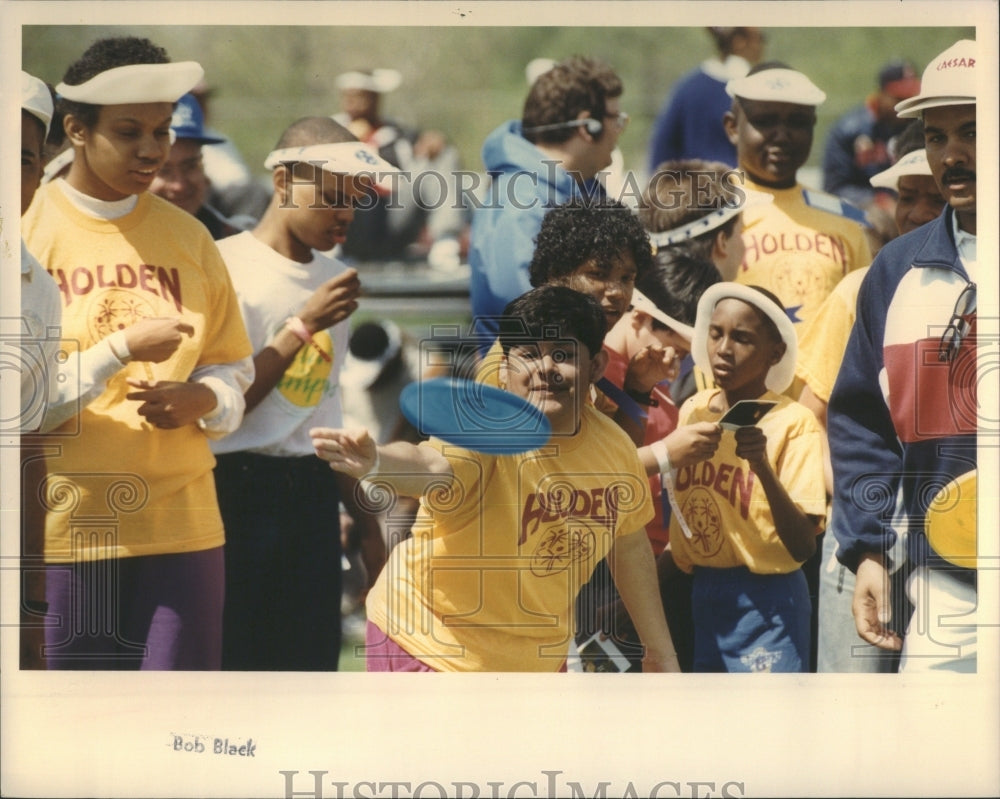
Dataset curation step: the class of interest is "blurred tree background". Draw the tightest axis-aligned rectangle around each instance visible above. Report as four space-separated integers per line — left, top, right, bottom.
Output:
24 24 974 184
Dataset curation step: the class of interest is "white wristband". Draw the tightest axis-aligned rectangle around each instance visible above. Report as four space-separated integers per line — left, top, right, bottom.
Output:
107 330 132 364
366 448 381 479
359 448 382 499
650 439 673 474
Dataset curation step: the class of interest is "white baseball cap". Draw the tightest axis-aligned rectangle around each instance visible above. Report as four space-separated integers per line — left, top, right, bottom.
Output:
21 70 53 136
726 67 826 107
869 148 932 190
895 39 977 118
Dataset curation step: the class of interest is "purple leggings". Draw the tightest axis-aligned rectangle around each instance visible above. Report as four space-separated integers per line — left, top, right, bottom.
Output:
365 622 436 672
44 547 224 670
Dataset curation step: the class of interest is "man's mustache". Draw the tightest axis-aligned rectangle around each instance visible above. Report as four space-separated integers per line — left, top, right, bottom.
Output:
942 168 976 183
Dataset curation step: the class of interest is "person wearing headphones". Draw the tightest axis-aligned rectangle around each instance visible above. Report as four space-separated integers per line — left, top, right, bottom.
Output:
468 55 629 354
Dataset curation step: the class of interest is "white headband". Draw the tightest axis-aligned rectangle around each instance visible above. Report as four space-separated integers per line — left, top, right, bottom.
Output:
56 61 204 104
264 142 400 189
648 189 773 249
692 282 798 394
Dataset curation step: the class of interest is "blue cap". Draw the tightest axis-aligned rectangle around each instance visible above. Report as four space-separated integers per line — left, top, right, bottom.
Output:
171 93 225 144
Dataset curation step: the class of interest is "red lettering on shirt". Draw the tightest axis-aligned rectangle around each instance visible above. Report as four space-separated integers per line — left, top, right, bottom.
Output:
741 231 845 269
138 263 157 294
520 486 620 544
70 268 94 297
48 263 183 312
676 460 755 520
116 263 138 289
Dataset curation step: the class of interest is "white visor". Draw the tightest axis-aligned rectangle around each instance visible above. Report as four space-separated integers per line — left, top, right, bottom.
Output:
335 69 402 94
22 71 53 135
341 321 403 390
869 149 932 190
648 189 772 250
56 61 204 104
264 142 400 189
726 68 826 106
42 148 75 184
629 290 694 342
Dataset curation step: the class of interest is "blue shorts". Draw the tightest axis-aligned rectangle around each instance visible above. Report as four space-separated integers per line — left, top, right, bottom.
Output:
691 565 810 673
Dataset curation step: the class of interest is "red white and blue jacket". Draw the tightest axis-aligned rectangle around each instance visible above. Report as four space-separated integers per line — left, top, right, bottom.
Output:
828 206 977 578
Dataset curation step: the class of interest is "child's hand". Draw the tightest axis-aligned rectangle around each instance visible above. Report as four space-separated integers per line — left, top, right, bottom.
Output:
624 344 680 394
125 379 217 428
311 426 377 478
299 269 361 333
123 317 195 363
664 422 723 468
733 425 769 470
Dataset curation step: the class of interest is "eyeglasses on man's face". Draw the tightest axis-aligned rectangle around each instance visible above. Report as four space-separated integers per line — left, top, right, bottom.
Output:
938 281 976 363
604 111 630 133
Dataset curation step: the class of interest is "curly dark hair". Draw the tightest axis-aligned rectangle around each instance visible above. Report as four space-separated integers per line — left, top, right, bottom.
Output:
529 198 652 287
521 55 622 145
58 36 171 128
499 285 607 360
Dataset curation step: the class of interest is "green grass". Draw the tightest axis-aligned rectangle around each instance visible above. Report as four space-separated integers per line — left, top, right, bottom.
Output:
25 23 976 179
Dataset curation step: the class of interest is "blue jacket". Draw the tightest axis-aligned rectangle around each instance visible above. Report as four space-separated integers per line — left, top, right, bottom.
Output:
828 207 976 576
821 103 898 208
469 121 604 349
647 67 737 172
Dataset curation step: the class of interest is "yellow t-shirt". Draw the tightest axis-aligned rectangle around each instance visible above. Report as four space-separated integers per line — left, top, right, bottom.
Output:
795 266 870 404
668 390 827 574
21 184 253 563
365 403 654 671
736 180 871 332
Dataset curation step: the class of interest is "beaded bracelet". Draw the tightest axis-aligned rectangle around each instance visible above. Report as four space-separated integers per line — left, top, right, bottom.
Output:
284 316 332 363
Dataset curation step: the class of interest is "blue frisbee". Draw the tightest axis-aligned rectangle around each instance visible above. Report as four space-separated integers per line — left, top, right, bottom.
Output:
399 377 551 454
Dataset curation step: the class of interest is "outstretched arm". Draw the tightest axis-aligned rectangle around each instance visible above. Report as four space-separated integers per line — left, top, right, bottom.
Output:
311 426 453 498
607 529 679 672
639 421 723 477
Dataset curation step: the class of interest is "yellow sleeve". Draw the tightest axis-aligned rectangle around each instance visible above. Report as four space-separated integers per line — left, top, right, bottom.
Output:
794 267 868 403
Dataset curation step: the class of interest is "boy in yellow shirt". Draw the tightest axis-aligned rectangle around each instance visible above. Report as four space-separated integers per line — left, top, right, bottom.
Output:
312 286 678 672
668 283 826 671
